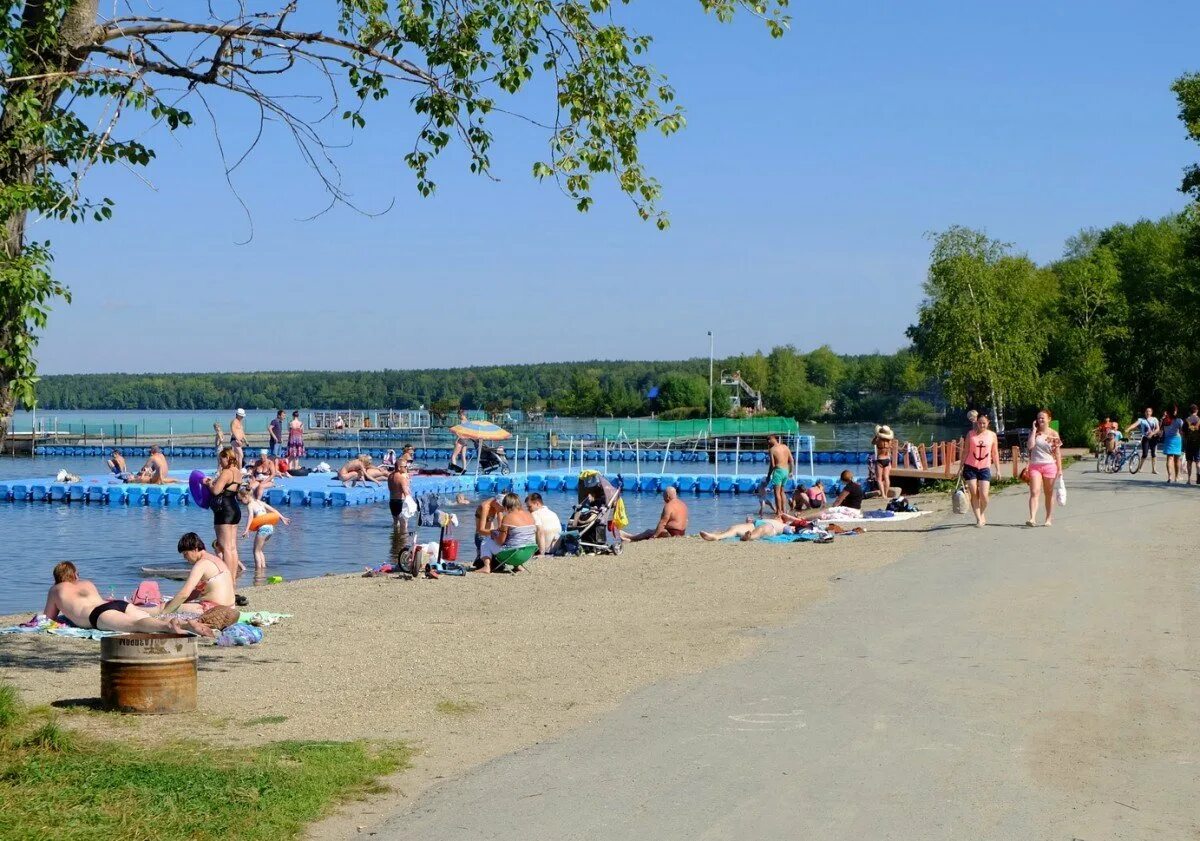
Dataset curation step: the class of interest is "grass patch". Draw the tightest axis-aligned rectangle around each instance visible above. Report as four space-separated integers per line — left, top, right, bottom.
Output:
243 715 289 727
0 685 409 841
0 684 19 732
434 699 479 716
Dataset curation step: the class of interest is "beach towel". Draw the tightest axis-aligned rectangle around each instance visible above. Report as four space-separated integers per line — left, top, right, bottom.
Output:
239 611 290 626
820 510 929 526
761 530 834 544
0 614 117 639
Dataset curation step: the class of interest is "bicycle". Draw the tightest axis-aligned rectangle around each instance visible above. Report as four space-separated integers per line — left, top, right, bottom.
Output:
1099 440 1141 474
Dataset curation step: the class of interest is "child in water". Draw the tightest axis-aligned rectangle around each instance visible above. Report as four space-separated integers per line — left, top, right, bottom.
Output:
238 489 289 569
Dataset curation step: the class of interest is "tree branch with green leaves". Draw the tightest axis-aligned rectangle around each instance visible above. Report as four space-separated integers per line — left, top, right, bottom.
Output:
0 0 788 444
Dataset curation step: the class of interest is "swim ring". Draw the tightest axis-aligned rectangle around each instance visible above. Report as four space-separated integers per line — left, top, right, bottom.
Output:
249 511 281 532
188 470 212 509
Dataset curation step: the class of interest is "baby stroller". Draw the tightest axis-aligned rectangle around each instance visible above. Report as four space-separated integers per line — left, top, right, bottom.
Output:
479 443 510 475
558 471 623 556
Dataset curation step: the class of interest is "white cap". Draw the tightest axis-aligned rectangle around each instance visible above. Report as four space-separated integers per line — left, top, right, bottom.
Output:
235 408 246 417
260 449 268 456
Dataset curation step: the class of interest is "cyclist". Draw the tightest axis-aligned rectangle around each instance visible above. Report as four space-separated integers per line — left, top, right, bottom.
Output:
1125 407 1160 475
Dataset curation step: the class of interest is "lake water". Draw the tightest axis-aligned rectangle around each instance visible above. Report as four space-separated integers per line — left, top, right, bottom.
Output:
0 453 803 616
8 409 958 452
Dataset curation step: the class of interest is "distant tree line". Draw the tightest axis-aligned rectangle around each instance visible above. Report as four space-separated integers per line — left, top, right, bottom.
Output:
33 348 938 423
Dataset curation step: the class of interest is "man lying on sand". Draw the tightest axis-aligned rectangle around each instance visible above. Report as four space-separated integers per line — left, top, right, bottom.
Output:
620 487 688 541
43 561 213 636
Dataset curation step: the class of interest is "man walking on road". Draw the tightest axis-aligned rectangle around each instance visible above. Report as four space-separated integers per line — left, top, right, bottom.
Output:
765 434 793 518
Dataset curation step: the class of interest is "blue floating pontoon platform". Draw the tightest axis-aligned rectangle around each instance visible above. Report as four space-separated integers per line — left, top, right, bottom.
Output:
0 464 864 509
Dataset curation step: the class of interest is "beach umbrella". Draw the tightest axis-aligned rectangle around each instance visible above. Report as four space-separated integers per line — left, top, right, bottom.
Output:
450 419 511 441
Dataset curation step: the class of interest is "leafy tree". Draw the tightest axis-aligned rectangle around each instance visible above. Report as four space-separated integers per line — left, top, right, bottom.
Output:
896 397 934 423
1044 243 1128 422
764 345 825 420
804 345 845 389
1173 71 1200 200
656 373 709 412
0 1 788 449
908 226 1053 430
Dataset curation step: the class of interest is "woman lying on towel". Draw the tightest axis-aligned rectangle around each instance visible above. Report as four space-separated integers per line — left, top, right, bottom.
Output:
700 512 812 542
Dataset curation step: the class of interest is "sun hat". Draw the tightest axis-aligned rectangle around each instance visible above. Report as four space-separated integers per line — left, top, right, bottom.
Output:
875 425 895 440
236 408 246 417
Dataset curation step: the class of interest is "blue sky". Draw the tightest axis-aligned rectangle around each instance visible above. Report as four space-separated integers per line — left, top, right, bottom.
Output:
34 1 1200 374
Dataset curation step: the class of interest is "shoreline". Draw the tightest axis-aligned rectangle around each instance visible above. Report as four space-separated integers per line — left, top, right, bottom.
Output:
0 492 958 839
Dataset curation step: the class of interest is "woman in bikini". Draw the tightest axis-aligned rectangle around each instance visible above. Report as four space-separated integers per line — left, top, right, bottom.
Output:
962 412 999 527
205 447 245 577
872 425 895 499
1026 410 1063 527
148 532 235 616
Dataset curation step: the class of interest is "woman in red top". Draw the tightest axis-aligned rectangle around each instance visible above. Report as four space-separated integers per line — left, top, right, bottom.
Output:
962 413 999 527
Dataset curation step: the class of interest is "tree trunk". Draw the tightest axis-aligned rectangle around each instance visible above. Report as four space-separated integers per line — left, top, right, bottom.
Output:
0 0 100 453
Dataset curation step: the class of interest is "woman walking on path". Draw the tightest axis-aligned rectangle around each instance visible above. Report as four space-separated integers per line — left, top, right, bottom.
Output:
962 413 999 527
287 411 306 468
1160 408 1184 483
1026 410 1063 527
1125 407 1160 474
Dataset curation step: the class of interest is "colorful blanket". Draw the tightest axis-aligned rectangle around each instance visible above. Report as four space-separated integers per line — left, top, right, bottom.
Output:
0 611 291 640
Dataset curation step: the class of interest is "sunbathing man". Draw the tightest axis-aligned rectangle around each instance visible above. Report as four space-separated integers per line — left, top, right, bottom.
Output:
42 562 213 636
620 487 689 541
133 445 181 484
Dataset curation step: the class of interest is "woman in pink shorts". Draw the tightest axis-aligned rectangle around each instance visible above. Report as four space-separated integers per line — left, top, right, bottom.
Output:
1026 410 1063 527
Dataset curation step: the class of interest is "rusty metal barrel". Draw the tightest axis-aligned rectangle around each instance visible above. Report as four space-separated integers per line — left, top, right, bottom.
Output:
100 633 198 714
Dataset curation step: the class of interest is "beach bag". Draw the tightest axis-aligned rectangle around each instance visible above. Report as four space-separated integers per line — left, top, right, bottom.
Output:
1054 474 1067 506
216 623 263 647
199 605 240 630
951 479 968 515
129 580 163 607
887 496 918 513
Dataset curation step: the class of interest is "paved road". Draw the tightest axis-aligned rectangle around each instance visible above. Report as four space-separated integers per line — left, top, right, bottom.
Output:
377 466 1199 841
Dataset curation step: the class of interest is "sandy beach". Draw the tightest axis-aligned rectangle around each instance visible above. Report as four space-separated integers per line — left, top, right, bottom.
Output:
0 495 946 836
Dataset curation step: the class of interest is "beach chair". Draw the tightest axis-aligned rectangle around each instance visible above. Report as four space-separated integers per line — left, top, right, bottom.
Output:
493 544 536 570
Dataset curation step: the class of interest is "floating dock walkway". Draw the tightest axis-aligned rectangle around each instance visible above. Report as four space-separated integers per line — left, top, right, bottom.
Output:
0 465 866 508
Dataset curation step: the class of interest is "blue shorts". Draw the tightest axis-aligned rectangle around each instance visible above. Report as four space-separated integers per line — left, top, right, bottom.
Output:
962 465 991 482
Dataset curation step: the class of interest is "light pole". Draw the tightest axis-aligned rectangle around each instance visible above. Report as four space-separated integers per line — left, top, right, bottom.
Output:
707 330 714 433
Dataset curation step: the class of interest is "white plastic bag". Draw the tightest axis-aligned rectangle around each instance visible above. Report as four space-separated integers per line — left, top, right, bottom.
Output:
952 482 968 515
1054 474 1067 506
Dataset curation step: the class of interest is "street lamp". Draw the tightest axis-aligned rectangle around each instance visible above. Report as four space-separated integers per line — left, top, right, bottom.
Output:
707 330 714 433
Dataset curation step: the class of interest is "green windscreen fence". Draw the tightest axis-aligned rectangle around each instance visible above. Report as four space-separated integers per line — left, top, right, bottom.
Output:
595 416 799 440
